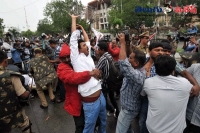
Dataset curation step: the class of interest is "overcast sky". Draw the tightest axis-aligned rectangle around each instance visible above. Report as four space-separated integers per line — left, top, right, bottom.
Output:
0 0 92 32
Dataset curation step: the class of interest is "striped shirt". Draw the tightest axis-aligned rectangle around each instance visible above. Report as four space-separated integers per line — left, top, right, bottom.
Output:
53 45 61 60
119 58 146 111
96 52 113 88
186 64 200 127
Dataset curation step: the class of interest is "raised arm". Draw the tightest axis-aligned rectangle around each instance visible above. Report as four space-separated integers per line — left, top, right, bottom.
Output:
77 24 89 42
118 33 127 60
69 14 80 64
70 14 79 33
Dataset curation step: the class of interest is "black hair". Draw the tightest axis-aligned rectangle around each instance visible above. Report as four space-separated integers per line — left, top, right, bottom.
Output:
132 49 146 68
148 42 163 51
90 39 95 44
78 39 85 49
161 39 172 50
155 55 176 76
13 43 19 47
0 50 8 63
49 39 56 44
97 42 108 52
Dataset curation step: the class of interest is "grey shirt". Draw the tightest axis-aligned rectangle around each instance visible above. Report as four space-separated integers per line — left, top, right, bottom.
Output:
186 63 200 127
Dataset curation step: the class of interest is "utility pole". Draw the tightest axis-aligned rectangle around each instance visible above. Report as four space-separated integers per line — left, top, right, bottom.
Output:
24 7 29 31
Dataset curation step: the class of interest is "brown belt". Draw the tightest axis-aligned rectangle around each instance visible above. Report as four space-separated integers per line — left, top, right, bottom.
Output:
81 95 100 103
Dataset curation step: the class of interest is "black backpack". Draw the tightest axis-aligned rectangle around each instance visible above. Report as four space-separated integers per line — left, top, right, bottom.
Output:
104 55 123 91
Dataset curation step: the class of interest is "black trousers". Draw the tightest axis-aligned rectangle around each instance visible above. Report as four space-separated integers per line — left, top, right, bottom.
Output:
184 119 200 133
73 108 85 133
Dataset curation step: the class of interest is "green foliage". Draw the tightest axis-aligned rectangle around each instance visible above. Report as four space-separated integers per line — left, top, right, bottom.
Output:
21 29 35 38
41 0 88 34
108 0 156 33
0 18 5 37
113 18 123 28
37 18 57 35
8 28 20 38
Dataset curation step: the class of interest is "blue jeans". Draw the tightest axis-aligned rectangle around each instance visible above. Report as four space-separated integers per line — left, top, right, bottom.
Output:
82 92 107 133
185 45 196 52
116 108 138 133
139 96 149 133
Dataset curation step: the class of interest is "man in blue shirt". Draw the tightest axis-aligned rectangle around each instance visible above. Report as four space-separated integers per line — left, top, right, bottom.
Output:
116 33 146 133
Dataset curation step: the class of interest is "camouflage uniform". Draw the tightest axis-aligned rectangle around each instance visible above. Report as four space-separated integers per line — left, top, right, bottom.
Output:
0 66 30 133
29 55 57 107
169 40 177 55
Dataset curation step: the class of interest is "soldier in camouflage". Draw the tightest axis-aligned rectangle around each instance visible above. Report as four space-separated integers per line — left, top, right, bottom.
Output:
29 48 57 109
0 50 31 133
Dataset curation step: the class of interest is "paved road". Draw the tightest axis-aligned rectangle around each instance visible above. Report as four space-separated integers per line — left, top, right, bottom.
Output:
12 90 118 133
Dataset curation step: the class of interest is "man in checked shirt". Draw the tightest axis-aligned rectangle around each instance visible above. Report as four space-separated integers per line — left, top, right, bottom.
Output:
115 33 146 133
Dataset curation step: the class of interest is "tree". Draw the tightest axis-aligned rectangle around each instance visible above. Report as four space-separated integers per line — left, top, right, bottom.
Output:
43 0 87 34
8 27 20 39
37 18 56 35
0 18 5 37
21 29 35 38
108 0 156 34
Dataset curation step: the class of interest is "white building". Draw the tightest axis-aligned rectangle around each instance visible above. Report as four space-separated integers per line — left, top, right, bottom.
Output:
85 0 111 30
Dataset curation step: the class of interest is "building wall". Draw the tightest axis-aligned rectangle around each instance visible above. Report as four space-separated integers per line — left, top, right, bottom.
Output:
85 1 111 30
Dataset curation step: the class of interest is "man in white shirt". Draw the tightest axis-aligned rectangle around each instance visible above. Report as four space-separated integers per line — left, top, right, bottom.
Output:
142 55 192 133
69 14 106 133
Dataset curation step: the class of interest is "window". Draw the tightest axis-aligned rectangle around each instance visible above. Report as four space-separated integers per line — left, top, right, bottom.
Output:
104 18 106 22
100 18 103 23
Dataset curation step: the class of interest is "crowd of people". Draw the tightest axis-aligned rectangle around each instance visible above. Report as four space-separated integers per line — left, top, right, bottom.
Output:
0 14 200 133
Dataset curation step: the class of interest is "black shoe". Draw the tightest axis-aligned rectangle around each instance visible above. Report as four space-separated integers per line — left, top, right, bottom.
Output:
40 105 48 109
51 98 56 103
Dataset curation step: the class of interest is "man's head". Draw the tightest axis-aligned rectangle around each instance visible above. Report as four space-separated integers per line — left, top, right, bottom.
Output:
78 39 89 56
139 31 149 45
97 41 108 56
129 49 146 69
15 40 21 45
148 42 163 60
155 55 176 76
166 34 173 41
59 44 71 65
0 50 8 67
49 40 57 49
90 39 96 46
25 42 30 47
34 48 42 56
13 43 19 49
161 39 172 56
111 39 117 48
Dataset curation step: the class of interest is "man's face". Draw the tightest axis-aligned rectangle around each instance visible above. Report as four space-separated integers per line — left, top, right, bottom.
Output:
167 36 172 40
79 42 89 56
128 52 139 68
50 43 56 49
2 58 8 67
149 47 163 60
140 36 149 45
97 48 104 57
60 55 71 65
163 49 171 56
16 41 20 45
112 40 117 48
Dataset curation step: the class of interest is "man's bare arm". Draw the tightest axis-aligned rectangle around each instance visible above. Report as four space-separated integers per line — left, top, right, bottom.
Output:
69 14 79 33
77 24 89 42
